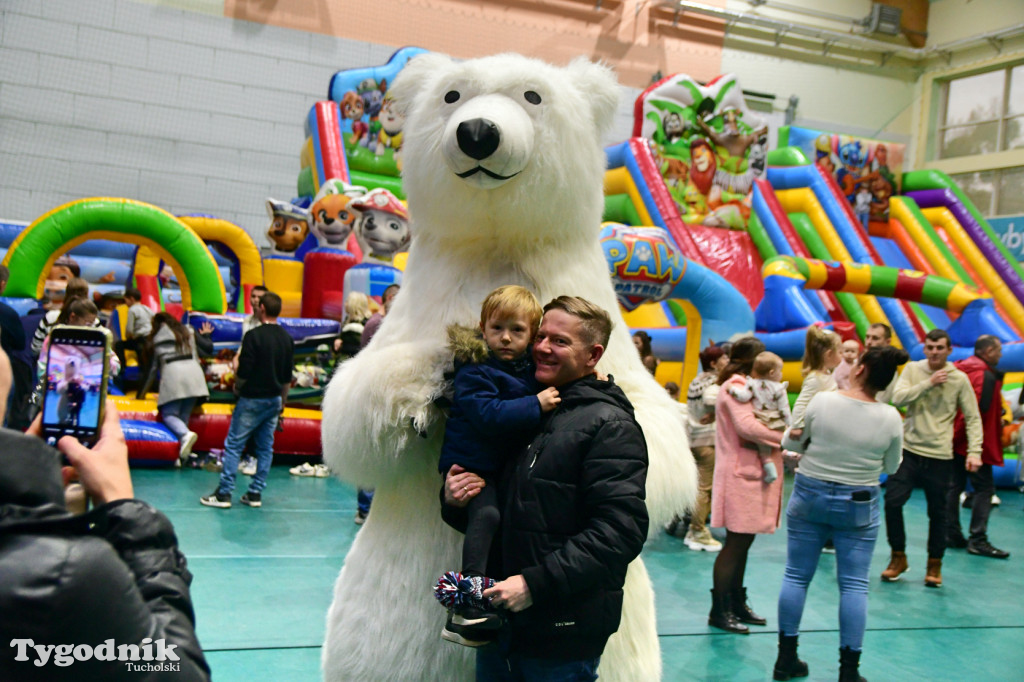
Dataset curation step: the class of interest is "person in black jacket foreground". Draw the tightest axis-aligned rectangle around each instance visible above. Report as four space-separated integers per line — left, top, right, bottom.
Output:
444 296 649 681
0 346 211 681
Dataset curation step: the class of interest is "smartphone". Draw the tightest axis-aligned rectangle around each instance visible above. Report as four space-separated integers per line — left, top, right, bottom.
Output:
40 325 113 447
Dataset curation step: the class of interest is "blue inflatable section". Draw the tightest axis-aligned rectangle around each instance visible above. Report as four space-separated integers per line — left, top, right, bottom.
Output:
122 419 177 444
635 257 755 362
605 142 670 230
751 186 828 321
185 312 341 349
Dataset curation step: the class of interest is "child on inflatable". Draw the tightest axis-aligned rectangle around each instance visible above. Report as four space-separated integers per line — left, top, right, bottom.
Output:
435 285 561 647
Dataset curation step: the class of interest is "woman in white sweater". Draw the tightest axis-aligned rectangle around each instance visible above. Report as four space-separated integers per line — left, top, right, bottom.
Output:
772 345 908 682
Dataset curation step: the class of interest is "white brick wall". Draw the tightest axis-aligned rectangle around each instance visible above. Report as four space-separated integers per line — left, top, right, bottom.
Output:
0 0 640 247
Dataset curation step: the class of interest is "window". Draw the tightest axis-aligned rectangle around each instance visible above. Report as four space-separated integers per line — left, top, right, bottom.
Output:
940 64 1024 217
938 64 1024 158
949 167 1024 217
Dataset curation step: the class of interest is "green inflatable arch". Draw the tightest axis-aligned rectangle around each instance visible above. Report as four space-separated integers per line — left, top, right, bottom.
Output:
2 198 227 314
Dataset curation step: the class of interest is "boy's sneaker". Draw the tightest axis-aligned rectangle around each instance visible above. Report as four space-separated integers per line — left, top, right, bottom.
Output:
179 431 199 462
290 462 316 476
354 510 368 525
240 492 262 507
684 527 722 552
441 607 500 647
200 491 231 508
239 456 257 476
290 462 328 477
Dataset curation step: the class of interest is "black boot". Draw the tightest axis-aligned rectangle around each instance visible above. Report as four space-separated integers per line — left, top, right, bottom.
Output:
731 586 767 625
708 589 749 634
773 634 809 680
839 646 867 682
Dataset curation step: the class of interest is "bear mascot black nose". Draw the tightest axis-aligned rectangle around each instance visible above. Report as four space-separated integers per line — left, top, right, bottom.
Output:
456 118 501 160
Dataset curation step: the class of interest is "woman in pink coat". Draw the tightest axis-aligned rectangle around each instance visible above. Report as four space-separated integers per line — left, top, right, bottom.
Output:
709 336 784 635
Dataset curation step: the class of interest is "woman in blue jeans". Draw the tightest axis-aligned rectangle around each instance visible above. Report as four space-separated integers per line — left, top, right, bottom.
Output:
775 346 907 682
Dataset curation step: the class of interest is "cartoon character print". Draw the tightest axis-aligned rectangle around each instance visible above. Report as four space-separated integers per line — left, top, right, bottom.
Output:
341 90 368 146
869 175 894 222
309 180 366 249
349 188 410 263
835 138 877 202
265 199 310 256
663 112 685 145
375 94 405 160
359 79 387 153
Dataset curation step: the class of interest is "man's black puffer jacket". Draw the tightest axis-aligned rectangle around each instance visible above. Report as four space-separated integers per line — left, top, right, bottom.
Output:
500 374 649 660
0 429 211 681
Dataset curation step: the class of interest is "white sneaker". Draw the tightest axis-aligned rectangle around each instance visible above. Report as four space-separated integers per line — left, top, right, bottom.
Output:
992 494 1001 507
179 431 199 462
313 463 330 477
239 456 257 476
684 528 722 552
290 462 317 477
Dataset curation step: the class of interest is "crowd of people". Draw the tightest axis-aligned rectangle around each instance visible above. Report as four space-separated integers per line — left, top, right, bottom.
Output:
655 322 1015 681
2 269 1019 681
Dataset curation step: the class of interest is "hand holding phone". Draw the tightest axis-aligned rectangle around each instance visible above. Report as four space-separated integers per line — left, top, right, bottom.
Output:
28 402 133 507
40 325 112 447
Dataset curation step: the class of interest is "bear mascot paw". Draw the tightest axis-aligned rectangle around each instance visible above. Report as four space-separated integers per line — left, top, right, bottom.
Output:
321 52 697 681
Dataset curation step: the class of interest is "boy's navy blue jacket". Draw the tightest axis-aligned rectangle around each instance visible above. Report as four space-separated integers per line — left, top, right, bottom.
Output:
438 350 542 476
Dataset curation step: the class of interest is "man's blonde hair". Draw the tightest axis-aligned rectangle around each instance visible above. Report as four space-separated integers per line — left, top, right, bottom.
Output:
480 286 543 333
542 296 613 347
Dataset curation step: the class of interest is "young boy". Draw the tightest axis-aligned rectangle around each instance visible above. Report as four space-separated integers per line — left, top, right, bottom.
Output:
727 351 789 483
113 287 155 376
833 338 860 390
437 285 560 646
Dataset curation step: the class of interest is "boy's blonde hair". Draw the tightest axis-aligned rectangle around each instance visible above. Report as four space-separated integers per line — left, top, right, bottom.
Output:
802 326 841 375
480 285 543 333
752 351 783 378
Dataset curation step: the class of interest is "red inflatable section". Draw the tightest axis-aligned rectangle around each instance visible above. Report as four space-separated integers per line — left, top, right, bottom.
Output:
301 249 359 319
189 409 322 457
135 273 161 311
686 225 764 310
115 399 323 459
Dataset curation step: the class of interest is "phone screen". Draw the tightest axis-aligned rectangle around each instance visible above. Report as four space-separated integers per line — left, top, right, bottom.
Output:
42 329 109 443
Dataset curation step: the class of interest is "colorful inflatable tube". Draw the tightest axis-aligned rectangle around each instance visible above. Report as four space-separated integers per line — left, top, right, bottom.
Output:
920 206 1024 337
2 198 227 314
904 169 1024 304
762 256 982 313
301 101 351 197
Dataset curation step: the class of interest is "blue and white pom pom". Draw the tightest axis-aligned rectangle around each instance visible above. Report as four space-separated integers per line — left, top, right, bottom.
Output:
433 571 496 609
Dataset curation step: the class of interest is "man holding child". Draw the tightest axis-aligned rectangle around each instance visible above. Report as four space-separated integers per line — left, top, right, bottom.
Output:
444 294 649 681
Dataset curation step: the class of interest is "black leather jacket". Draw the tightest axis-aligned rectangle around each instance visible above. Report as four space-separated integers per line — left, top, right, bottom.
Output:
500 374 649 660
0 429 211 681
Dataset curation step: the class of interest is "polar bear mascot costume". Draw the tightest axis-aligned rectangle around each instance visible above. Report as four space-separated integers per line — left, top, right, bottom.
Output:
321 52 696 681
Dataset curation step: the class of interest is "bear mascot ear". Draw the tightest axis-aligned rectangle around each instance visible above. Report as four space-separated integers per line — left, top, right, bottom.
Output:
565 57 620 138
388 52 455 118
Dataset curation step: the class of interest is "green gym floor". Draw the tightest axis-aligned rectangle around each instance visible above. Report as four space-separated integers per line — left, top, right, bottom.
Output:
134 467 1024 681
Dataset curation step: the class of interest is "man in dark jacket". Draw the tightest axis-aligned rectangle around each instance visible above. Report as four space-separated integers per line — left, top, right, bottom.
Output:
447 296 649 679
0 348 211 681
948 335 1010 559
